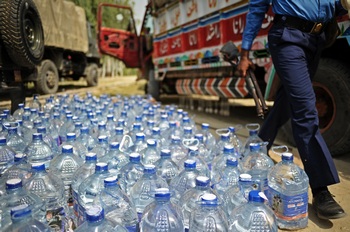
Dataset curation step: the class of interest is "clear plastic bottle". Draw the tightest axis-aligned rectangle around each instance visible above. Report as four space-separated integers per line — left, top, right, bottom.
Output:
239 143 274 195
77 127 97 151
110 127 124 144
60 132 88 160
267 152 309 230
189 193 229 232
50 145 84 204
169 159 199 203
6 125 26 153
13 103 25 120
93 177 139 231
59 114 75 143
243 123 264 156
228 126 244 156
77 162 110 225
229 190 278 232
24 133 53 169
168 136 187 165
129 165 168 219
91 135 109 160
141 139 160 165
212 157 240 195
24 163 73 231
0 137 16 174
71 152 97 221
99 142 129 175
180 176 220 230
118 153 145 196
3 204 50 232
139 188 185 232
37 126 60 156
198 123 216 149
28 94 42 111
154 149 180 185
0 179 46 228
75 205 128 232
178 147 210 178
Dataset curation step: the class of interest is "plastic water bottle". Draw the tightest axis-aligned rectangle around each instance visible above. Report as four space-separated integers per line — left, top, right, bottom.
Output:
179 147 210 178
198 123 216 149
77 127 97 151
154 149 180 185
189 193 229 232
29 94 42 111
243 123 265 155
37 126 60 156
141 139 160 165
222 183 248 217
215 133 231 157
71 152 97 220
75 205 128 232
130 165 168 219
118 153 145 196
59 114 75 142
3 204 50 232
139 188 185 232
180 176 220 230
24 133 53 168
0 137 16 175
267 153 309 230
50 145 84 204
99 142 129 175
229 190 278 232
169 159 199 203
0 179 46 228
110 127 125 144
228 126 244 156
24 163 73 231
239 143 274 195
211 145 239 184
128 133 147 154
13 103 25 120
168 136 187 165
212 157 240 195
93 177 139 231
91 135 109 159
77 162 110 224
60 132 88 160
6 125 26 153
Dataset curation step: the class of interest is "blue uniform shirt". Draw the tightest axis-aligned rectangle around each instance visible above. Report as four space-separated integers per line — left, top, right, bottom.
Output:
242 0 347 50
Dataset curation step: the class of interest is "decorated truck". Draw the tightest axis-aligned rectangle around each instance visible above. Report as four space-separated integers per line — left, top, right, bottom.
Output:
97 0 350 156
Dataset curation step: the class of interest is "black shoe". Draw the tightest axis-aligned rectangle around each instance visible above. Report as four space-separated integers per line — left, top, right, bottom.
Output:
312 190 346 220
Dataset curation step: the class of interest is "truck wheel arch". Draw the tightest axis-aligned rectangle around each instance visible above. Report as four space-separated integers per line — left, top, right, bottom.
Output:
0 0 44 68
281 58 350 156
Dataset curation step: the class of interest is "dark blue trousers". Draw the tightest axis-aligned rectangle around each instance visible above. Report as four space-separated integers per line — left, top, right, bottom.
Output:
259 24 340 190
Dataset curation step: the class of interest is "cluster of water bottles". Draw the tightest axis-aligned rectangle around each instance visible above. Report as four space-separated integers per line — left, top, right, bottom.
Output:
0 93 310 231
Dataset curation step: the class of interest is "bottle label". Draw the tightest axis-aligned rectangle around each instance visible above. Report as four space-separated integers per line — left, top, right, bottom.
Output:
268 188 308 221
46 207 76 231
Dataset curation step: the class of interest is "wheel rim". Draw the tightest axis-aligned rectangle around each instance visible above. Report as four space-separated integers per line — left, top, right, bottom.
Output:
24 10 42 53
45 70 57 89
313 82 336 133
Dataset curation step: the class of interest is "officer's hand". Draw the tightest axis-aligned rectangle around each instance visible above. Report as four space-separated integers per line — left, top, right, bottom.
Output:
237 56 254 77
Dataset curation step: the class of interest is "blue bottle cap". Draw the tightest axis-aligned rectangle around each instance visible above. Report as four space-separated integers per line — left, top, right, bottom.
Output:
135 133 145 140
32 163 46 171
239 173 252 182
6 178 22 189
201 123 210 129
66 133 76 140
196 176 210 187
249 129 258 136
282 152 294 161
160 149 171 157
223 145 234 153
249 143 260 152
129 153 141 162
194 134 204 141
144 165 156 174
10 204 31 218
169 121 176 127
37 126 46 134
155 188 171 199
226 157 238 166
98 135 108 142
0 137 6 145
184 127 192 133
152 127 160 134
85 153 97 161
14 153 26 162
228 126 236 133
147 139 157 147
86 206 104 222
95 162 108 172
201 193 218 206
80 127 89 134
220 134 230 141
133 123 141 130
184 159 196 168
104 177 118 187
110 142 120 149
32 133 43 140
182 117 190 123
248 190 265 203
62 145 73 154
115 127 123 134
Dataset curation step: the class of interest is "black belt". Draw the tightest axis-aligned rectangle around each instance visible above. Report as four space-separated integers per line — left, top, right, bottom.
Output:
274 14 327 34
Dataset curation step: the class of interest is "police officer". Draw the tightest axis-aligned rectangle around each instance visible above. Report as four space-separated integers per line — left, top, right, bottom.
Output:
237 0 347 219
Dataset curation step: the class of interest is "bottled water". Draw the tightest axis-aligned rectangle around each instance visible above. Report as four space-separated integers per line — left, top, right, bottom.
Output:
99 142 129 175
128 133 147 154
59 114 75 142
215 133 231 157
239 143 274 195
141 139 160 165
77 127 97 151
37 126 60 156
169 159 199 203
0 137 16 174
6 125 26 153
50 145 84 204
77 162 110 224
194 133 216 170
198 123 216 149
129 123 143 143
267 153 309 230
149 127 166 149
24 133 53 168
229 190 278 232
3 204 50 232
212 157 240 195
71 152 97 220
139 188 185 232
118 153 144 196
129 165 168 219
189 193 229 232
211 145 239 184
91 135 109 160
180 176 220 230
28 94 42 111
60 132 88 159
93 177 139 231
24 163 73 231
110 127 125 144
0 179 46 228
97 122 112 138
238 173 258 200
168 136 187 165
75 205 128 232
178 147 210 178
243 123 264 155
228 126 244 156
13 103 25 120
154 149 180 185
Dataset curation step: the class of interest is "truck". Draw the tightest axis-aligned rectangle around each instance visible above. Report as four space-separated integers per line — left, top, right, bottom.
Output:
0 0 100 102
96 0 350 156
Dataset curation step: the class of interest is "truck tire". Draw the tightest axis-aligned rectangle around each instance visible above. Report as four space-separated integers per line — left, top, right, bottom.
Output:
36 60 59 94
0 0 44 68
280 58 350 156
85 63 98 87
